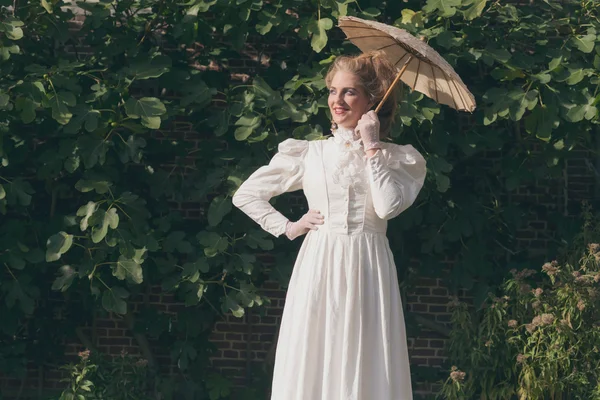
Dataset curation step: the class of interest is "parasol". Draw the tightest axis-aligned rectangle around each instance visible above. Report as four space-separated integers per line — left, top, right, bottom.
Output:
337 16 476 113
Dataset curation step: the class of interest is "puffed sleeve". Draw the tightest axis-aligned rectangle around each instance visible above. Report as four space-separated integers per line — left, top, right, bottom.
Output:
232 139 308 237
366 143 427 220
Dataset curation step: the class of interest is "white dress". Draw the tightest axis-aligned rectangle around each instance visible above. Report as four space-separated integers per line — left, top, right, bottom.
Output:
232 127 427 400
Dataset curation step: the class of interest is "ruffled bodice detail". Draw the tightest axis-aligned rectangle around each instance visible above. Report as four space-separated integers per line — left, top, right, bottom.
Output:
331 127 368 193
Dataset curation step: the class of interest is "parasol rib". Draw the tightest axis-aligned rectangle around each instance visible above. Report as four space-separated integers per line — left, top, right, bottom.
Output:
449 76 469 111
392 52 410 67
412 58 422 90
375 42 401 52
441 71 459 110
430 63 439 103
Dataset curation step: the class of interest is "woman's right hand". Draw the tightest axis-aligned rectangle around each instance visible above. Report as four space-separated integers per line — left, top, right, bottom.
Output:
285 210 324 240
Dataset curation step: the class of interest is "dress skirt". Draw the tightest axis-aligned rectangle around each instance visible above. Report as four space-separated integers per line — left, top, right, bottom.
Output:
270 229 413 400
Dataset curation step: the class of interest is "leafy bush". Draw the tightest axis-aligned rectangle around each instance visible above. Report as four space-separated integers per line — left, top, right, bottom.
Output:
59 350 150 400
440 205 600 400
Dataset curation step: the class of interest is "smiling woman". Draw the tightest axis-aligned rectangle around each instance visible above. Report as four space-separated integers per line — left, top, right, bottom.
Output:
325 50 398 137
233 50 426 400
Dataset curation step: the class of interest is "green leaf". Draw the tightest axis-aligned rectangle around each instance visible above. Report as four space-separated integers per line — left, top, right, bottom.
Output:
197 231 228 257
64 105 100 134
400 9 424 27
183 258 209 281
223 293 245 317
127 55 171 80
46 232 74 262
234 113 261 141
75 178 112 194
91 208 119 243
78 134 110 169
0 92 9 108
0 43 19 60
6 178 34 206
47 91 76 125
423 0 461 17
309 18 333 53
113 256 143 284
462 0 487 20
52 265 76 292
485 46 512 64
548 56 562 71
15 97 36 123
361 7 381 18
525 105 560 141
41 0 53 13
565 68 585 85
77 201 96 231
101 286 128 314
124 135 146 163
571 32 595 53
181 79 214 107
208 196 232 226
0 184 5 200
0 17 24 40
124 97 166 129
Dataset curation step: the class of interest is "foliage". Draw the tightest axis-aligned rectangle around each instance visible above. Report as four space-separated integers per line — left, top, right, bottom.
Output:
0 0 598 396
59 350 150 400
439 205 600 400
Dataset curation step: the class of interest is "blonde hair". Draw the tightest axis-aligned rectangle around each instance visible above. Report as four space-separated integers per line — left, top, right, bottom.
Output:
325 50 398 136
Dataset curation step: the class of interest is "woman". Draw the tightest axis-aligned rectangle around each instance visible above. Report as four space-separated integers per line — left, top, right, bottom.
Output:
232 51 427 400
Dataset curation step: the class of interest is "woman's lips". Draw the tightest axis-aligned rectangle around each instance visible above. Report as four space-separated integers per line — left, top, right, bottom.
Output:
334 108 348 115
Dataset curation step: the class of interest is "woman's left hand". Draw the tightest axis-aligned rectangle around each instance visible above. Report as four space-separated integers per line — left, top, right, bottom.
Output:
356 110 381 153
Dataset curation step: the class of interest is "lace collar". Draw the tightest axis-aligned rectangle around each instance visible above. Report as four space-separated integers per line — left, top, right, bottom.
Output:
332 126 362 150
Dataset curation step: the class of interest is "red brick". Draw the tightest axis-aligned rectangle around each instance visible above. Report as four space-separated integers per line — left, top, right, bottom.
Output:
223 350 239 359
428 305 448 313
420 296 451 305
431 288 448 296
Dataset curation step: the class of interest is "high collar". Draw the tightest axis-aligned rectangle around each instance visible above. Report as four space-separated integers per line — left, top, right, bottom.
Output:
332 126 361 143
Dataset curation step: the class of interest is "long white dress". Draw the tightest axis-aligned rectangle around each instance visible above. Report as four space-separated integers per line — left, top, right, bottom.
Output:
232 127 427 400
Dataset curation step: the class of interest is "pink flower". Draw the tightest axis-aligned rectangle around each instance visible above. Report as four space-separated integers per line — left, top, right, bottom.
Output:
507 320 518 328
541 313 554 325
542 262 559 276
78 350 91 361
450 366 466 383
135 359 148 367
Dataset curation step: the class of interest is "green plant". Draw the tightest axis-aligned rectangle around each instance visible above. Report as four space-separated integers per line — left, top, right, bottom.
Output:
60 349 152 399
439 205 600 400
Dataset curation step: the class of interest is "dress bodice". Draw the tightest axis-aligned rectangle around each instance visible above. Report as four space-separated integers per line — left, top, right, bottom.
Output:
232 130 427 238
311 127 384 235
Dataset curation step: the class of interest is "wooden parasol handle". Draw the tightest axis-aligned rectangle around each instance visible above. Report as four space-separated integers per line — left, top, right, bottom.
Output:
375 54 413 114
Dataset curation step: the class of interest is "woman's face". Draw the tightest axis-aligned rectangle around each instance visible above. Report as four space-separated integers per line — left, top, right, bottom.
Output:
328 71 372 130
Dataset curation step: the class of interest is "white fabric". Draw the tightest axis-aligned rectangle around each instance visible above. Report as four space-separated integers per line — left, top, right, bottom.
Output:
232 127 427 400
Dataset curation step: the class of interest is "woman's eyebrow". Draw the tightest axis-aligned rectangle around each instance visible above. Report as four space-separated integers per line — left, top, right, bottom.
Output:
329 86 356 90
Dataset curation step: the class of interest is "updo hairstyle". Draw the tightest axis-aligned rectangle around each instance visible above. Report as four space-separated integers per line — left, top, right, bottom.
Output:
325 50 398 136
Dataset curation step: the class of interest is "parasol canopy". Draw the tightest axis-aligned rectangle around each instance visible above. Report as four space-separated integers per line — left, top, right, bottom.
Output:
337 16 476 113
